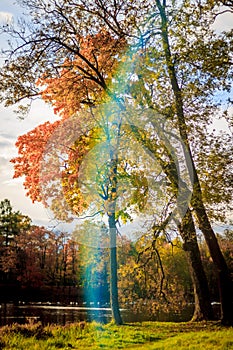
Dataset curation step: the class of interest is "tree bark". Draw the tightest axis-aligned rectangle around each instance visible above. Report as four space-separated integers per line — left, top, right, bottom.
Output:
107 125 123 325
178 208 213 321
156 0 233 325
108 214 123 325
192 193 233 325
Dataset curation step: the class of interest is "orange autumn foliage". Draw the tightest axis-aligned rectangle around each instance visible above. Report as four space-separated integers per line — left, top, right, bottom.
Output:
11 30 126 215
37 30 126 119
11 121 61 203
11 118 93 217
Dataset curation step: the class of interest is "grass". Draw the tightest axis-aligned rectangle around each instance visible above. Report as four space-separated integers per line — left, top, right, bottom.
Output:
0 321 232 349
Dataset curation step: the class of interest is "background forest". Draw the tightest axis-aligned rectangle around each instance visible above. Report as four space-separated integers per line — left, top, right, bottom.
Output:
0 199 232 319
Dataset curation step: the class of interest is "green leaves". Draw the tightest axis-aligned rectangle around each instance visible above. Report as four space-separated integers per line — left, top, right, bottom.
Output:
0 199 31 246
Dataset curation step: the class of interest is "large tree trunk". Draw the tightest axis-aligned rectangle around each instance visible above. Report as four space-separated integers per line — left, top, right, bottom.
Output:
192 193 233 325
178 208 213 321
108 214 123 325
156 0 233 325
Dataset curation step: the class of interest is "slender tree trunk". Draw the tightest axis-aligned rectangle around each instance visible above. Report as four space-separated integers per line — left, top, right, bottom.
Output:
106 119 123 325
178 208 213 321
156 0 233 325
108 214 123 325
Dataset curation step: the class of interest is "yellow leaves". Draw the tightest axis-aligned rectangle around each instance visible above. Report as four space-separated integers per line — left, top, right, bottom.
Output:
116 210 132 224
118 235 192 315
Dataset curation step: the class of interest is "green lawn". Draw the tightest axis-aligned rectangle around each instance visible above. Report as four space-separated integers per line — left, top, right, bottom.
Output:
0 321 232 349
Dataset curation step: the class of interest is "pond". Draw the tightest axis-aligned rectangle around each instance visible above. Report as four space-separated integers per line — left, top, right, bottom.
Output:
0 303 112 326
0 302 195 326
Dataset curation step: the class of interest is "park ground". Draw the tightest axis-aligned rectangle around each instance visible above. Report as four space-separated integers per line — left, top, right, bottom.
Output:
0 320 232 349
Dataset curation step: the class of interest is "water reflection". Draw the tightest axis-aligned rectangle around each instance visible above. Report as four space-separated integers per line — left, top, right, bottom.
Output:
0 303 114 326
0 302 197 326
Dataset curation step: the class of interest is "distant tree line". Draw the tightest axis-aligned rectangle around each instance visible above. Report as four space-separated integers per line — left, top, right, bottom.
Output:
0 199 232 318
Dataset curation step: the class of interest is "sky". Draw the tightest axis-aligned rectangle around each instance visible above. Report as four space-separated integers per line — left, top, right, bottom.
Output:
0 0 59 226
0 0 232 229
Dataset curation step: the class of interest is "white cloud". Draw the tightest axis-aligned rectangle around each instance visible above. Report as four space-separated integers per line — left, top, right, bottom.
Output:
0 99 59 226
0 11 13 24
212 7 233 32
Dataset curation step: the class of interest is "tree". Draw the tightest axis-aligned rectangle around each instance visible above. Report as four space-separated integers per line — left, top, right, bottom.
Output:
1 0 232 324
199 229 233 302
16 225 48 288
118 236 193 317
11 100 157 324
126 122 213 320
0 199 31 283
152 0 233 325
0 199 31 246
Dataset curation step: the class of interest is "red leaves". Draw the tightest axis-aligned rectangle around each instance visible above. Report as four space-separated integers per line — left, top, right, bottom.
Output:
11 121 61 203
11 114 93 218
